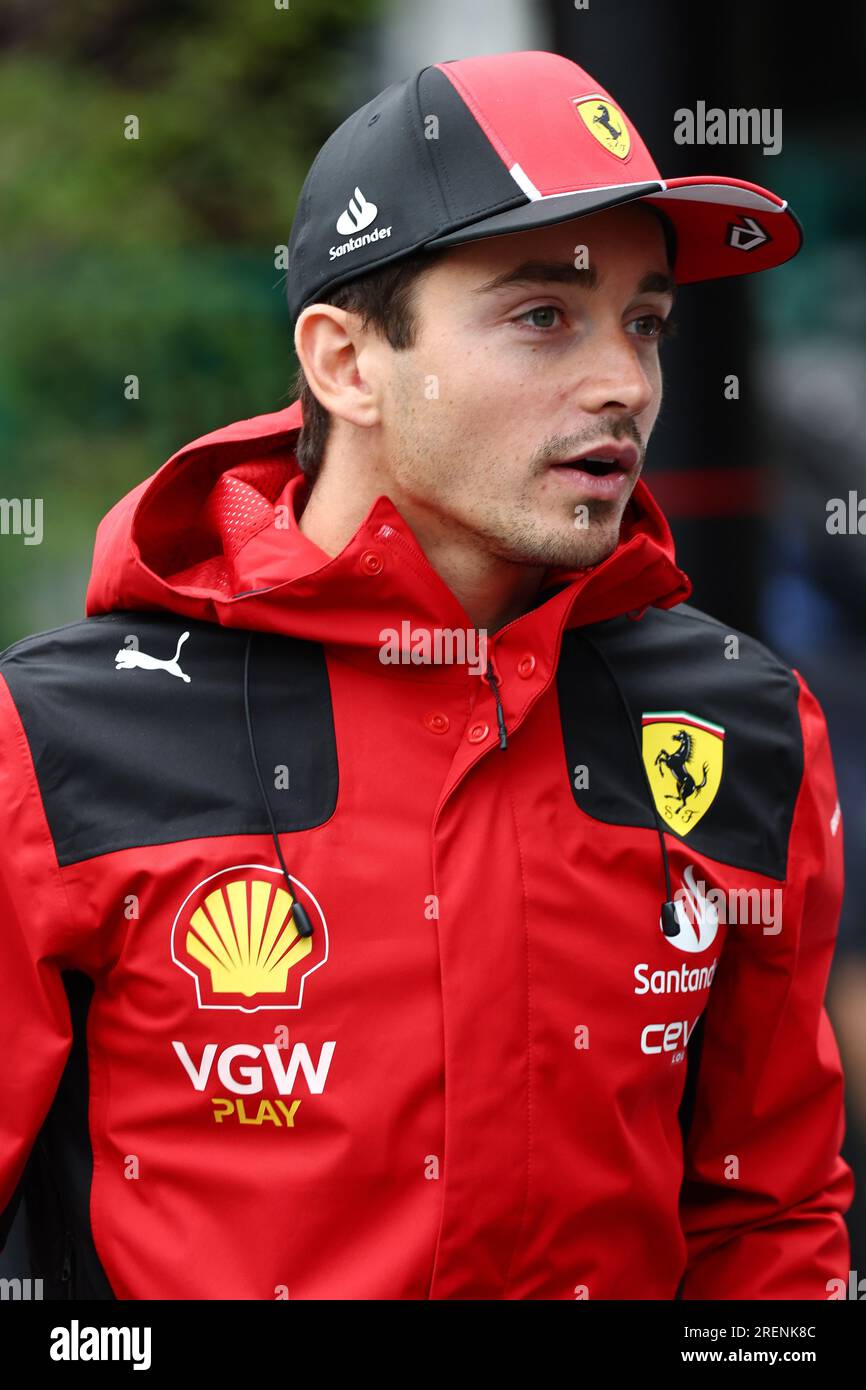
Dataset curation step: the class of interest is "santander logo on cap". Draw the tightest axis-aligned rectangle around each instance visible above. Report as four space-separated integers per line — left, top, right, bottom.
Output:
336 186 378 235
329 185 392 263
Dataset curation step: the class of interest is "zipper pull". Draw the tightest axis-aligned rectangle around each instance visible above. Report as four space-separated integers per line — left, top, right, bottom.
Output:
484 659 508 749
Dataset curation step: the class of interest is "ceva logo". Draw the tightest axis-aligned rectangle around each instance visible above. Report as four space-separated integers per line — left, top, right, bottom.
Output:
641 1015 699 1057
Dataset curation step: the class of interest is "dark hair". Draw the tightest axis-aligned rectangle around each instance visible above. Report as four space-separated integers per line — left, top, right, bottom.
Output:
291 247 451 485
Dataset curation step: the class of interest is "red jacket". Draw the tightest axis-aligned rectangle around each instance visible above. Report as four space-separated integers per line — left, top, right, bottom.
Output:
0 401 854 1299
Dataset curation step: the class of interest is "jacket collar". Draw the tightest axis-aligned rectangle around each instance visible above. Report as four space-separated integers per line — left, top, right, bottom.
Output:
85 400 692 676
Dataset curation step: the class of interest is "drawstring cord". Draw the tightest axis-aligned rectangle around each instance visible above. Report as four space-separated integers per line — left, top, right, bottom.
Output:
576 631 681 938
243 631 314 938
484 659 508 749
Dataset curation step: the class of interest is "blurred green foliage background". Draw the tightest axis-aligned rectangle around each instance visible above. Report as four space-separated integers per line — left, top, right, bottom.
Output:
0 0 384 646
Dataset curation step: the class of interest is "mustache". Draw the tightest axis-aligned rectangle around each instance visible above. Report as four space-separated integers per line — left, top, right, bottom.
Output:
536 423 645 466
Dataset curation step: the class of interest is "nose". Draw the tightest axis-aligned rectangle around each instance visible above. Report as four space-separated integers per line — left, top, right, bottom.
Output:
575 322 656 419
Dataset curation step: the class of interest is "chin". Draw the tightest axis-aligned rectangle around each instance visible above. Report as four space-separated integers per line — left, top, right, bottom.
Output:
480 505 624 569
588 526 622 561
561 517 622 568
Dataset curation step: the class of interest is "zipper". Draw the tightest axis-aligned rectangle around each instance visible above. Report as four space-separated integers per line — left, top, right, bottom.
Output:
60 1229 75 1299
32 1136 76 1298
484 657 508 749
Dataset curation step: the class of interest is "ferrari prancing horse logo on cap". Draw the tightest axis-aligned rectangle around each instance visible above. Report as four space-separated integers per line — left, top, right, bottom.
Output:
573 97 631 159
641 712 725 834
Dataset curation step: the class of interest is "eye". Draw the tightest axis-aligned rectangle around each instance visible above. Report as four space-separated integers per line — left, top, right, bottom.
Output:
627 313 677 342
514 305 564 332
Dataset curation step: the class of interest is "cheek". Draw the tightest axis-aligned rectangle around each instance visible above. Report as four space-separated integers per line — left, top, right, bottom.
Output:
429 323 524 391
438 346 529 425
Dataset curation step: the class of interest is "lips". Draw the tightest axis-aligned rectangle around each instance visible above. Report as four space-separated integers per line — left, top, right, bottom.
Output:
547 442 639 500
549 441 639 475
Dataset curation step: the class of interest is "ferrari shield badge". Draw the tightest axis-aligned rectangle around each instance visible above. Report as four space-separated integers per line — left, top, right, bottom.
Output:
641 710 724 834
573 97 631 159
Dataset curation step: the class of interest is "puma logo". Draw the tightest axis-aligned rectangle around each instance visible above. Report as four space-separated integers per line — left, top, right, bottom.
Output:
115 631 191 682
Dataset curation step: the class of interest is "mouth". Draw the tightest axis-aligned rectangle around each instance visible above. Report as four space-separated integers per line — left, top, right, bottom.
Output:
571 457 622 476
550 442 639 475
547 442 639 498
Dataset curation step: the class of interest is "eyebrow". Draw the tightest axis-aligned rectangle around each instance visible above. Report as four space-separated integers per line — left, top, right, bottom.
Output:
472 260 677 303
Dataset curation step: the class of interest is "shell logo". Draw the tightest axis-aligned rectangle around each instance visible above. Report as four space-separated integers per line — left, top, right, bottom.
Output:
171 864 328 1013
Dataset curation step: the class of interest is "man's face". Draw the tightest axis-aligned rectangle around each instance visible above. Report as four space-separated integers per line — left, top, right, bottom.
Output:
375 202 674 570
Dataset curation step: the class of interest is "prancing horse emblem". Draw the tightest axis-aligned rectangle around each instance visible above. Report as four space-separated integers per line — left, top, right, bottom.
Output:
641 711 725 835
573 96 631 159
654 729 709 822
592 103 623 144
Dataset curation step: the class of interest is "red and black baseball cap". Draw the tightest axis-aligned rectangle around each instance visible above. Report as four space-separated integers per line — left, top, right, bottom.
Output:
286 49 802 324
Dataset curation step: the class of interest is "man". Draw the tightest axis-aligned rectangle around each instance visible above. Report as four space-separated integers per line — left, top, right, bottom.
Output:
0 50 854 1299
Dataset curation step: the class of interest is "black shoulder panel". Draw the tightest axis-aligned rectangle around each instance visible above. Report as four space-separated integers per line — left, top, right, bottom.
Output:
0 613 338 867
556 602 804 880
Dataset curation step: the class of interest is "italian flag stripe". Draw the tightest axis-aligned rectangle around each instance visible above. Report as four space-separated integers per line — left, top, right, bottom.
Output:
641 710 725 737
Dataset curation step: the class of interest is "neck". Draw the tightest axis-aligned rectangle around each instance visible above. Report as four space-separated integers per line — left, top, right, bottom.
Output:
297 457 546 636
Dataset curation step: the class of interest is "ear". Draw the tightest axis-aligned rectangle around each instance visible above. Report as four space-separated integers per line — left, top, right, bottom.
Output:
294 303 382 429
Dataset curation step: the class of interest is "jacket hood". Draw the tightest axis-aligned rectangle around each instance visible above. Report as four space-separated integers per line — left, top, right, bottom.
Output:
85 399 692 648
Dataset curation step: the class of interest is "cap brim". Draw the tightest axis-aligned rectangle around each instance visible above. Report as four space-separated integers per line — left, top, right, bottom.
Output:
425 181 665 246
425 174 803 284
